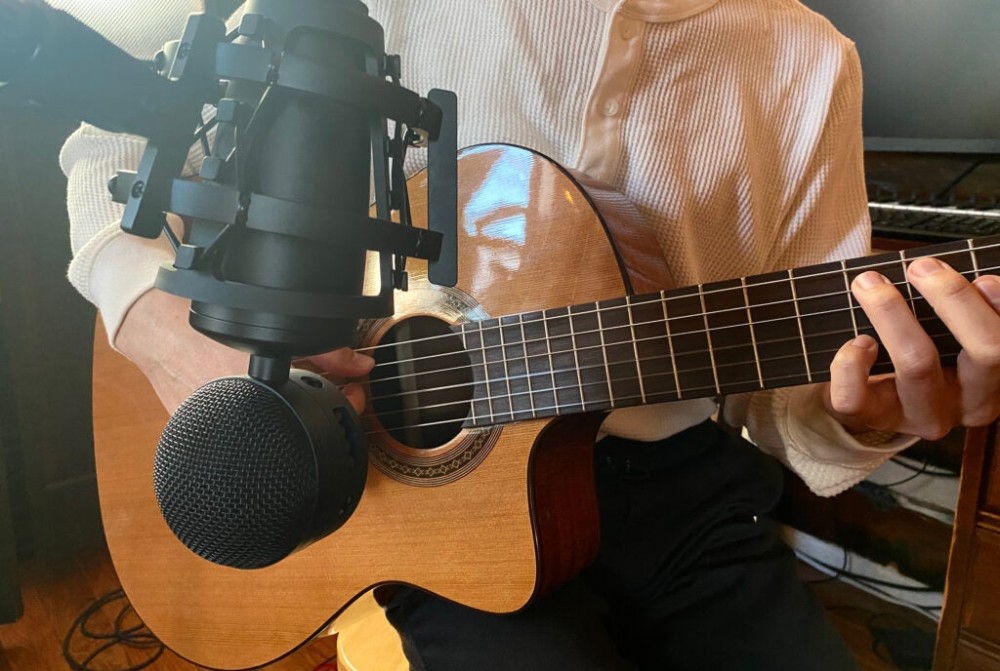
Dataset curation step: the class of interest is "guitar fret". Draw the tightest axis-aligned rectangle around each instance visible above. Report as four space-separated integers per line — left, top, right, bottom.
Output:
539 311 559 410
898 251 918 317
740 277 765 389
459 326 475 425
626 301 647 404
969 238 981 278
787 270 813 383
569 303 614 410
663 286 715 398
661 291 682 399
518 314 537 418
628 294 678 404
742 270 810 388
479 320 504 423
846 251 900 372
593 305 617 406
497 317 514 414
840 260 860 340
703 279 759 394
546 307 585 415
465 322 494 425
501 315 534 422
596 299 642 409
792 261 857 381
698 285 721 396
568 309 587 408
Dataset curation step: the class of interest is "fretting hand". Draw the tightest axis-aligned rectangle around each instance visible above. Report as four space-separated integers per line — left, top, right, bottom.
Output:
823 256 1000 440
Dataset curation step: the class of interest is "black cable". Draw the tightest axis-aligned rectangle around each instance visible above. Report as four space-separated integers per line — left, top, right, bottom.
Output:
873 451 960 489
62 589 164 671
877 458 931 488
932 158 986 203
889 456 959 478
805 544 849 585
802 551 938 593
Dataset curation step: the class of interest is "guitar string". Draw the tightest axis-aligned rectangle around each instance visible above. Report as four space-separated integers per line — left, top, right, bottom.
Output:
362 328 959 429
346 314 950 428
350 257 998 426
363 353 917 437
312 249 1000 428
358 270 992 433
370 254 1000 372
341 262 998 417
348 261 999 390
361 263 993 377
362 296 953 402
354 240 1000 361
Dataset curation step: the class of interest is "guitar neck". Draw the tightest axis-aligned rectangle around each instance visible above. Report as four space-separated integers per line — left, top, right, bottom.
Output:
458 235 1000 427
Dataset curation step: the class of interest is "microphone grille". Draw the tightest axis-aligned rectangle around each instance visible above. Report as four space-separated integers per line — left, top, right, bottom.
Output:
154 378 318 569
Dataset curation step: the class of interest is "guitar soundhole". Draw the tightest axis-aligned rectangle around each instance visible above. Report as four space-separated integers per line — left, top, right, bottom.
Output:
369 316 473 449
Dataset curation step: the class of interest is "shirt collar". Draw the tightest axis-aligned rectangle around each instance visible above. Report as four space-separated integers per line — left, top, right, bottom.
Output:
588 0 721 23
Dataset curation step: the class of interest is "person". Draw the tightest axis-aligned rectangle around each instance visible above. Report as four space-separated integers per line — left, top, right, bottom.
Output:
52 0 1000 669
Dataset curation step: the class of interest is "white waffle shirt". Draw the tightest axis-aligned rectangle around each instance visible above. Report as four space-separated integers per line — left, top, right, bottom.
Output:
56 0 917 496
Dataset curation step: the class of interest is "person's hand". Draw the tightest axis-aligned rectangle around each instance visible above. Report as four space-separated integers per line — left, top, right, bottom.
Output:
296 347 373 416
114 289 373 415
822 257 1000 440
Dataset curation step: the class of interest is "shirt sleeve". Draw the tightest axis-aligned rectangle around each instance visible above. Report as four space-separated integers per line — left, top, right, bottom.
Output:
722 38 917 497
55 0 205 345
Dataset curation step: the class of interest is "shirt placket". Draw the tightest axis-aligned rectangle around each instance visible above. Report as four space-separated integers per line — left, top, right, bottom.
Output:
576 8 646 184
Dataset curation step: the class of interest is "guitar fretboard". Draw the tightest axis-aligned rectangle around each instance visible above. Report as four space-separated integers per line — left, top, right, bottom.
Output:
456 235 1000 427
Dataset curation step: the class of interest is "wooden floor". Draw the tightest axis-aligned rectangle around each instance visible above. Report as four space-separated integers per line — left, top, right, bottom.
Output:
0 547 936 671
0 548 339 671
798 564 938 671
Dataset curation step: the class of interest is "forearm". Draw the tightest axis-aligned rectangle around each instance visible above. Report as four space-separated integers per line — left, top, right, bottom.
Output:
114 288 251 413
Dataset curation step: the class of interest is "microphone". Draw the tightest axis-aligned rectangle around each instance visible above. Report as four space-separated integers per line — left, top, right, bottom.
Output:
6 0 457 569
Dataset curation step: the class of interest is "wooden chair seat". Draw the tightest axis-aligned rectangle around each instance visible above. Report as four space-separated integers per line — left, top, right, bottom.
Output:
334 591 408 671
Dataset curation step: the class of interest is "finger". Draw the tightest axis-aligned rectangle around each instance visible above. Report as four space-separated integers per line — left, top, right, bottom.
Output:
907 259 1000 368
341 383 368 415
852 270 951 435
909 262 1000 427
308 347 376 378
826 335 880 421
959 275 1000 425
972 274 1000 314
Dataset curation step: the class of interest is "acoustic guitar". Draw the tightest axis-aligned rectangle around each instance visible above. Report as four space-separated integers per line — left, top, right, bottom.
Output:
92 144 999 670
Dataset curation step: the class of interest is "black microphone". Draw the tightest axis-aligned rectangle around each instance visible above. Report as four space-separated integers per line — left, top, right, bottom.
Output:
5 0 457 569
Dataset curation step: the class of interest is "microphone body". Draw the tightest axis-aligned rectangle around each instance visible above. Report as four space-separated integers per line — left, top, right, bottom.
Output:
185 0 372 359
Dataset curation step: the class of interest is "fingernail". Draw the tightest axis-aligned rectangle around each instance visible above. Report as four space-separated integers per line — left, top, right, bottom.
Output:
851 334 878 351
908 257 945 278
352 352 375 371
853 271 891 290
974 275 1000 304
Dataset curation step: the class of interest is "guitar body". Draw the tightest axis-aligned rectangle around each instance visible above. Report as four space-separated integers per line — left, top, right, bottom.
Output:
92 145 674 669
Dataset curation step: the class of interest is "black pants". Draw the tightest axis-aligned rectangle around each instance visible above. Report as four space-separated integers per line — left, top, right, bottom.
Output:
384 420 857 670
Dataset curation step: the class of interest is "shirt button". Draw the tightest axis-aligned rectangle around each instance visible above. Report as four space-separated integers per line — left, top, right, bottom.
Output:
619 20 639 40
603 99 621 117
